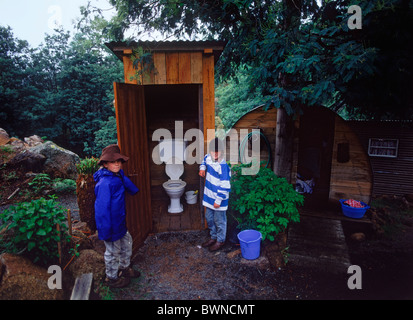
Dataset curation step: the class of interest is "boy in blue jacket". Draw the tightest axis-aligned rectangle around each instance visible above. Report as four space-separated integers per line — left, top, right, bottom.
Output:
94 144 140 288
199 138 231 252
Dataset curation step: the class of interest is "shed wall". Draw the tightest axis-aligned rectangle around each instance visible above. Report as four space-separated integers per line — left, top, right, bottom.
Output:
348 121 413 196
228 106 373 205
329 116 372 204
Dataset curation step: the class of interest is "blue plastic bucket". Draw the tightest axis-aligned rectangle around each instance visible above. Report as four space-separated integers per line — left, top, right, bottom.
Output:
237 229 262 260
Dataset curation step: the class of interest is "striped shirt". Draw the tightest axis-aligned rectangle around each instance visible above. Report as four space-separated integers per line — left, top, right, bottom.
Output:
199 154 231 211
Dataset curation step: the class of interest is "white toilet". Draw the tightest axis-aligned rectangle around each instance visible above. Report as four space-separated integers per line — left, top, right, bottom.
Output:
159 139 187 213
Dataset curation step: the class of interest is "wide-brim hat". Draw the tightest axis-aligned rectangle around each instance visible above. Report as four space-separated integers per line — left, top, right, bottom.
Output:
98 144 129 165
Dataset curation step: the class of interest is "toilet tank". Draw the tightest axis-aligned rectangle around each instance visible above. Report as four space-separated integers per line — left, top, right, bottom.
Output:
158 139 187 164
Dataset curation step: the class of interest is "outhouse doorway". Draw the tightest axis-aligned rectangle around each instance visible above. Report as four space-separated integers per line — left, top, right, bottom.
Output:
144 84 204 233
108 40 226 251
114 83 205 245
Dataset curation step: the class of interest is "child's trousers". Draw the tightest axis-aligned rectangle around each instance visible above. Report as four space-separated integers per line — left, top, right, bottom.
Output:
103 231 132 279
205 207 227 243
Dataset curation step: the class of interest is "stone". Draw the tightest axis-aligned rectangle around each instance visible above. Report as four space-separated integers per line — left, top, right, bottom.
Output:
7 149 46 172
0 128 10 146
29 141 80 179
8 137 28 152
24 135 44 147
0 253 64 300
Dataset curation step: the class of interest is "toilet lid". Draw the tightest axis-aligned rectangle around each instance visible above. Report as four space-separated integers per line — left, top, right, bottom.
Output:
165 163 184 180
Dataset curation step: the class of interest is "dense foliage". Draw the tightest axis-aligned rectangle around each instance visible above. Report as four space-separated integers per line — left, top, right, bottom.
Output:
0 16 123 157
0 197 70 265
1 0 412 159
229 165 303 241
108 0 413 120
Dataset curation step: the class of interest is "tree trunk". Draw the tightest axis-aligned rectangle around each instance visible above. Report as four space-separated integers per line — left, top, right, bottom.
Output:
273 0 302 183
273 107 294 183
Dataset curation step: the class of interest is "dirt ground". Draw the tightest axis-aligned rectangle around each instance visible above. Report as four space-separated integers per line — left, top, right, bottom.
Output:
111 230 324 300
2 189 413 301
102 218 413 301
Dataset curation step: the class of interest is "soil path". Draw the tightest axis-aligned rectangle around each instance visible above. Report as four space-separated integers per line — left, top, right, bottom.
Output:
2 194 412 300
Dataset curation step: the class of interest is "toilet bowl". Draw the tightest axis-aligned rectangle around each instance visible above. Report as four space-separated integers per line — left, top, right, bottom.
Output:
162 158 186 213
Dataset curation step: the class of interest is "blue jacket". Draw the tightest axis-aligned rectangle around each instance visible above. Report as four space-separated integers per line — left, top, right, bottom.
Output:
94 168 139 242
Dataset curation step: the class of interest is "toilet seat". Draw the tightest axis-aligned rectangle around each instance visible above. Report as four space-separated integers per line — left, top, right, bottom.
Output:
163 179 187 190
165 163 184 180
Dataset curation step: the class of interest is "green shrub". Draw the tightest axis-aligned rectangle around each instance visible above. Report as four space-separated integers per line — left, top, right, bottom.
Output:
52 178 76 194
0 197 69 266
229 165 304 241
76 157 100 175
28 173 52 194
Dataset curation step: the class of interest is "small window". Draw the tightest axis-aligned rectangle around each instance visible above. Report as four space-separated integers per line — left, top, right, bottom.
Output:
368 138 398 158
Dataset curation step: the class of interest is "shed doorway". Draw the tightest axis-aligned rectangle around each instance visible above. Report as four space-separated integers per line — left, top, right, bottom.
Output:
297 107 335 209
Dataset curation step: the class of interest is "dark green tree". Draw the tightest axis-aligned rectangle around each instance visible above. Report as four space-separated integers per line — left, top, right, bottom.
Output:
106 0 413 120
0 15 123 156
0 26 37 137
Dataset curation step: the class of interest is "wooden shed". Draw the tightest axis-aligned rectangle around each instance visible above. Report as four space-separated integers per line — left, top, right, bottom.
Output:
226 105 373 210
106 40 226 250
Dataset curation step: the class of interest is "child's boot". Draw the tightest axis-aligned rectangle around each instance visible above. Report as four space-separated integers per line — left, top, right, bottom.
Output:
119 266 141 278
202 238 216 248
105 275 130 288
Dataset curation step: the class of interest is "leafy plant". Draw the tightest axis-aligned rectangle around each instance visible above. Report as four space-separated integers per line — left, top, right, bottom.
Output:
229 165 304 241
52 178 76 194
28 173 52 194
0 197 70 265
76 157 100 175
3 170 19 182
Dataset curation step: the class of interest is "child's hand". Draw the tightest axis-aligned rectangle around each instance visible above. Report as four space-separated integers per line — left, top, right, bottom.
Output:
213 202 220 209
199 170 205 177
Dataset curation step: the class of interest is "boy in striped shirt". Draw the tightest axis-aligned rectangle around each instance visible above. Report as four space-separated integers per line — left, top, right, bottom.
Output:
199 138 231 252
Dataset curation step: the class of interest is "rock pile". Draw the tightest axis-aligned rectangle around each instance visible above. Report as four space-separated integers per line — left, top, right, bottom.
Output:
0 128 80 180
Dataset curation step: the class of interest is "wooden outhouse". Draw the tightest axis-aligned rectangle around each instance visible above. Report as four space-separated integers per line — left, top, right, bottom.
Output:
226 105 373 211
106 41 226 250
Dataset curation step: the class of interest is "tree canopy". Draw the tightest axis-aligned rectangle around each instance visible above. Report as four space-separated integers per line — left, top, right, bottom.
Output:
0 16 123 156
108 0 413 120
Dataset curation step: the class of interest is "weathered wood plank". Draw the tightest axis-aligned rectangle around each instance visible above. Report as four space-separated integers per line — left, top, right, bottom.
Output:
166 52 179 84
178 52 191 84
190 52 203 83
122 55 138 84
153 52 166 84
202 53 215 147
70 273 93 300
